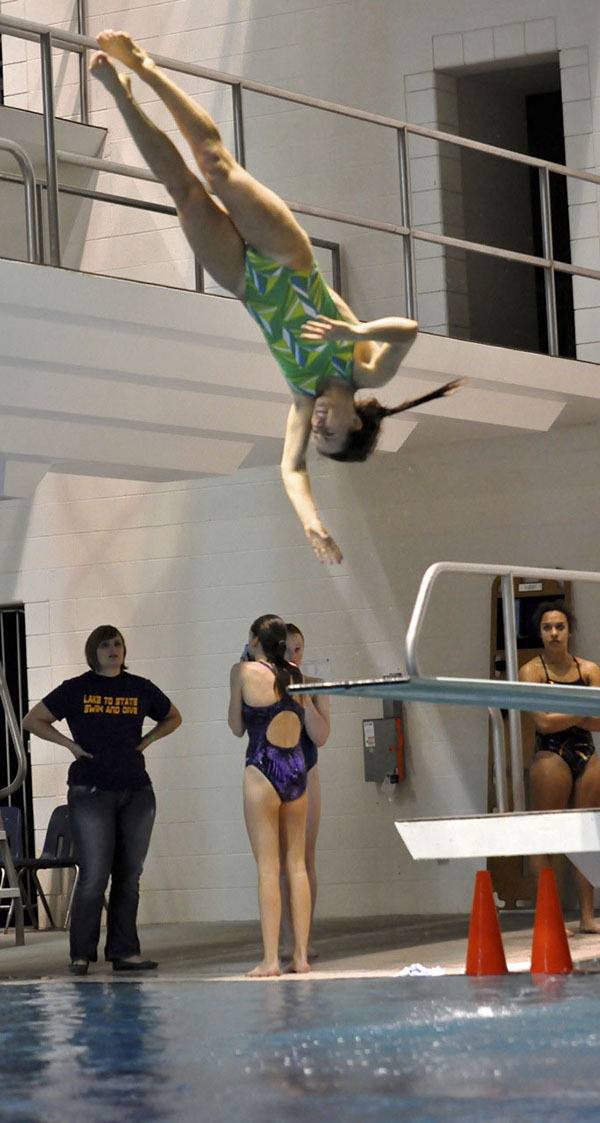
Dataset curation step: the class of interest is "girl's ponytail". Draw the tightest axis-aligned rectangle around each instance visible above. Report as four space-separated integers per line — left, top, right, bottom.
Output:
250 615 303 698
322 378 463 463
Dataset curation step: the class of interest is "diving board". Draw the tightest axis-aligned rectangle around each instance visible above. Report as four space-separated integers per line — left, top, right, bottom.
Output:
287 562 600 875
395 810 600 887
287 674 600 716
287 673 600 871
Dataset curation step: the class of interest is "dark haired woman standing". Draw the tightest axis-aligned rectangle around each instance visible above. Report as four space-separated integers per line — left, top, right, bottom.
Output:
228 615 328 976
23 625 181 974
519 601 600 932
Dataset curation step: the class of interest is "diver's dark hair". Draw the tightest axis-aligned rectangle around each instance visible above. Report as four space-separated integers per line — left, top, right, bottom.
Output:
285 622 304 641
84 625 127 672
250 614 303 698
322 378 463 463
532 599 577 640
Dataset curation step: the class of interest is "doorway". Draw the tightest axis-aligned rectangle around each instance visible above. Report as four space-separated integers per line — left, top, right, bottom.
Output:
455 59 575 356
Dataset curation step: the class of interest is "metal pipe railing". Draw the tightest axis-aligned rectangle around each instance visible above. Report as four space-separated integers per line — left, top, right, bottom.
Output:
0 138 41 262
231 83 246 167
76 0 89 125
53 150 600 286
1 11 599 341
489 706 509 814
405 562 600 812
500 572 525 812
0 659 28 801
397 127 417 321
0 164 344 294
57 150 158 182
0 12 598 185
1 14 597 183
406 561 600 677
539 165 559 356
39 31 61 266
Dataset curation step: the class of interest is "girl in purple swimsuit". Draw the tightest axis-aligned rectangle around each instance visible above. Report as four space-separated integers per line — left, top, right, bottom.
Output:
228 615 328 976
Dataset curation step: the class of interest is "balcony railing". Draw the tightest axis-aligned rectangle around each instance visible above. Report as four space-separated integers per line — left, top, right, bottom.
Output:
1 11 599 355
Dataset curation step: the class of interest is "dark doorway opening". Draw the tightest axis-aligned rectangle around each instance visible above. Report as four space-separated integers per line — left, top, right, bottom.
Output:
526 90 576 357
456 58 575 357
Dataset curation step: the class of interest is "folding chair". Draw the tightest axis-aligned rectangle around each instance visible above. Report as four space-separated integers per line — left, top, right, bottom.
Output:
0 805 25 944
14 804 77 929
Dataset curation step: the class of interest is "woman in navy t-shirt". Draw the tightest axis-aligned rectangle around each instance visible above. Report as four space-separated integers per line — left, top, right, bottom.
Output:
23 624 181 975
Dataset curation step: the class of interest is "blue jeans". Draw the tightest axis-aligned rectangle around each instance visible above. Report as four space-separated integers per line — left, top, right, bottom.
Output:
67 783 156 962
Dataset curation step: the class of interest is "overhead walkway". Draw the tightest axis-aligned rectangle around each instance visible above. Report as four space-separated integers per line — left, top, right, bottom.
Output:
0 13 598 494
0 254 588 494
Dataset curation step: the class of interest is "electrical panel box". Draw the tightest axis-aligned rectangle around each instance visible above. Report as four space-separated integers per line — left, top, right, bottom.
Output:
363 716 401 782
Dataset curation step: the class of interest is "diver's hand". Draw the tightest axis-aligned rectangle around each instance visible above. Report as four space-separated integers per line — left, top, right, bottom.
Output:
305 522 343 564
300 315 359 342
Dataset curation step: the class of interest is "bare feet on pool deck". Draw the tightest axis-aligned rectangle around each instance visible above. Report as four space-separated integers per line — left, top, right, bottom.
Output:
246 961 281 978
569 918 600 935
281 946 319 962
96 30 153 76
89 52 131 99
286 957 311 974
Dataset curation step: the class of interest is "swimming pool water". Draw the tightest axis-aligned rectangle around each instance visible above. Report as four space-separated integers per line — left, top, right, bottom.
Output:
1 975 600 1122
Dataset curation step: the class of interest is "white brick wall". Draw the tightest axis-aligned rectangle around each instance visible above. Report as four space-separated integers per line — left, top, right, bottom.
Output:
2 0 599 341
1 0 599 924
0 419 597 922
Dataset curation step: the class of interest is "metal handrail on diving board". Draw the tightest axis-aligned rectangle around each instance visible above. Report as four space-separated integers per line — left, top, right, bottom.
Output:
405 562 600 812
0 137 41 264
0 659 28 801
288 562 600 815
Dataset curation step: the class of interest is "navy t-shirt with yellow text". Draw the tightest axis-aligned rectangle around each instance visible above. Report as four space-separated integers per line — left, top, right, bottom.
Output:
42 670 172 790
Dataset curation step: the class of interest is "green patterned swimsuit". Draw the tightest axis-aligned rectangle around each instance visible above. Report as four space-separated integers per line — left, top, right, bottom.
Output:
244 246 355 397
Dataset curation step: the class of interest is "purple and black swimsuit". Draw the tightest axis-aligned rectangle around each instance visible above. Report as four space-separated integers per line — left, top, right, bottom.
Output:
243 667 307 803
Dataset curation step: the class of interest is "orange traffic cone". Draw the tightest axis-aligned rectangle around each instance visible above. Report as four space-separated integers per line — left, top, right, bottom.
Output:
530 867 573 975
465 870 508 976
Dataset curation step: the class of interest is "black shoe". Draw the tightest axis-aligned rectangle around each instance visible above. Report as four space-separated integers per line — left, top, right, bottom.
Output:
68 960 89 976
111 958 159 973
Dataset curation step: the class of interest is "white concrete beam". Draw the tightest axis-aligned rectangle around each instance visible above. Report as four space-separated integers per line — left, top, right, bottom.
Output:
396 809 600 863
0 257 594 483
0 457 51 498
0 414 251 477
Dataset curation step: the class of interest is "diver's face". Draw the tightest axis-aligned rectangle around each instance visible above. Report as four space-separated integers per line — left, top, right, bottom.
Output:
311 393 362 456
285 632 304 666
540 611 569 653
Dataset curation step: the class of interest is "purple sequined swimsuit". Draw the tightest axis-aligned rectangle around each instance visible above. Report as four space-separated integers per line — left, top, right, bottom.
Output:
243 668 306 803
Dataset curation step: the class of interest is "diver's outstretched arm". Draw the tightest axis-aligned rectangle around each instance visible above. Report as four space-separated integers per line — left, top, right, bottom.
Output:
281 401 343 565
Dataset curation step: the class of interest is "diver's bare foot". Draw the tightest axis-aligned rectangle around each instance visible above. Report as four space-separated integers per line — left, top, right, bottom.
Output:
246 961 281 978
96 30 152 76
89 52 131 99
282 944 318 961
287 956 311 974
578 918 600 934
